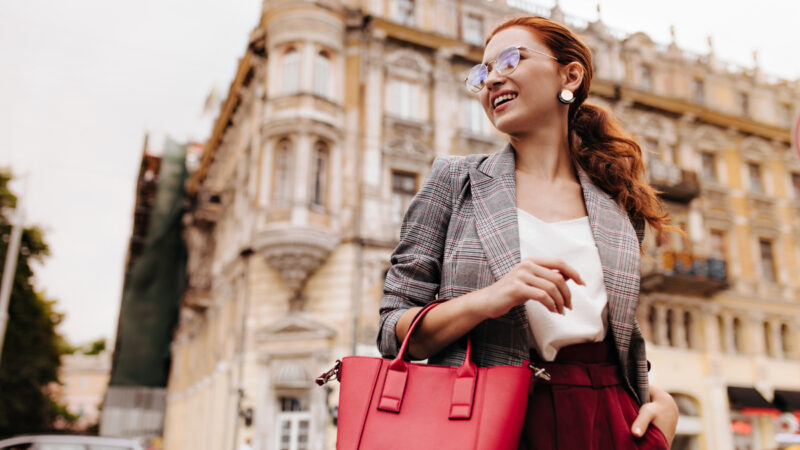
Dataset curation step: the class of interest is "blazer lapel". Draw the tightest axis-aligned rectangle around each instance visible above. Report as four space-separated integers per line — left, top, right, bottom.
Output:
577 170 641 371
469 144 528 327
469 144 520 281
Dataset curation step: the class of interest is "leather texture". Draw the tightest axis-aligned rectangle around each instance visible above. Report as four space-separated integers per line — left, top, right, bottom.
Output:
334 302 532 449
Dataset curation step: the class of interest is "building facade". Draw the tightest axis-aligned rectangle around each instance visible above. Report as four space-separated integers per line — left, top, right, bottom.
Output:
56 351 112 431
164 1 800 449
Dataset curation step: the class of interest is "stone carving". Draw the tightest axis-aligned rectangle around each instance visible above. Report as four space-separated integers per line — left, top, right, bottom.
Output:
255 227 338 309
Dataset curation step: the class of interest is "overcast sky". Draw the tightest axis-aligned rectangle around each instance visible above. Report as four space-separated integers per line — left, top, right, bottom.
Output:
1 0 798 346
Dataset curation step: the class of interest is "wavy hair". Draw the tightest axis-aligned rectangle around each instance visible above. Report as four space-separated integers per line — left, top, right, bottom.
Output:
486 16 678 245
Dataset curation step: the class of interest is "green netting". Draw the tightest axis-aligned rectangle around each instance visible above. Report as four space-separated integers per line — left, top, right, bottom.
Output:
109 138 188 387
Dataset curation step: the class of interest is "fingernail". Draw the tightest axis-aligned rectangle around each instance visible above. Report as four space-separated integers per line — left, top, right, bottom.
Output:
633 427 642 436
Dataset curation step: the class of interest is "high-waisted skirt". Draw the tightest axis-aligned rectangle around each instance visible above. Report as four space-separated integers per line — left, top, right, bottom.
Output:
519 339 669 450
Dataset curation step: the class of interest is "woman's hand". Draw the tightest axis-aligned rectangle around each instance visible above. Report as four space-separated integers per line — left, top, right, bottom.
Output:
631 384 679 446
479 256 585 319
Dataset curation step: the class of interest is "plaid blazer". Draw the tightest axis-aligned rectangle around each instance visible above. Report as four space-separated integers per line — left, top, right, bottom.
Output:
378 144 651 404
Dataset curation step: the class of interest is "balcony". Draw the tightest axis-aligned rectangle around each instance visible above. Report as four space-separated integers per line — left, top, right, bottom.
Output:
641 250 729 297
648 159 701 203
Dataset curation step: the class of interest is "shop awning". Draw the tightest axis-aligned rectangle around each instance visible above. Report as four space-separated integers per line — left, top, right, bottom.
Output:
775 390 800 411
727 386 775 410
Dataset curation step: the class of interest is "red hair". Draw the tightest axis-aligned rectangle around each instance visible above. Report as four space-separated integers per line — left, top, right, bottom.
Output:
487 16 677 246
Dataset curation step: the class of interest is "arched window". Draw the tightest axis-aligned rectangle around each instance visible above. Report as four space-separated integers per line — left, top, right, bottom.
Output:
313 51 332 99
669 393 701 449
282 48 300 94
273 139 293 206
311 141 329 208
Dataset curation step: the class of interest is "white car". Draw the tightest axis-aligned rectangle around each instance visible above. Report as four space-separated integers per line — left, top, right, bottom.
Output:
0 435 143 450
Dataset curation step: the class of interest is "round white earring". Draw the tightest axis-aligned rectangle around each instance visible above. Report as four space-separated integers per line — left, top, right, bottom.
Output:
557 89 575 104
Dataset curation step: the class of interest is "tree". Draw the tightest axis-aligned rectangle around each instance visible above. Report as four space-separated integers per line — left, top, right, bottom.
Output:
0 170 69 437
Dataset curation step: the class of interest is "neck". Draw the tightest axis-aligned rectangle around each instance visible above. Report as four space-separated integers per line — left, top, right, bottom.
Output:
509 114 575 182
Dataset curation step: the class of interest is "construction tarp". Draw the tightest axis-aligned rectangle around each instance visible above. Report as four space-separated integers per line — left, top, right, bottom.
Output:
109 138 187 387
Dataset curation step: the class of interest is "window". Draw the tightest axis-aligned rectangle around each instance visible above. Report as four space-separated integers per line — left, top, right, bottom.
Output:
781 323 792 357
692 78 705 104
759 239 776 282
387 79 419 120
276 396 310 450
273 139 293 206
282 48 301 94
313 51 331 98
790 172 800 201
764 322 774 357
644 137 659 156
463 14 484 46
392 171 417 224
392 0 415 26
684 310 694 349
732 317 743 354
641 65 653 91
709 229 726 262
700 152 717 182
738 91 749 116
464 98 489 135
780 103 793 128
666 309 674 347
747 162 763 194
311 141 329 208
670 393 701 450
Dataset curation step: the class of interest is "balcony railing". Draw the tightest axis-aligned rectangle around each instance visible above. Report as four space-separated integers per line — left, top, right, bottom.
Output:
648 159 701 203
641 250 728 296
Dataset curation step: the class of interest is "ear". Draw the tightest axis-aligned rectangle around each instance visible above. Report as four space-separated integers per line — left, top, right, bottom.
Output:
560 61 584 93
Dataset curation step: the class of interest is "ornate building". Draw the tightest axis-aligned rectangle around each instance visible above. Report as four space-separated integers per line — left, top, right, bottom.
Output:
163 1 800 449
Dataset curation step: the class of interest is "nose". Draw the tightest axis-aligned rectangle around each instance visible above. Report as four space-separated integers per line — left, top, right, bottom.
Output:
484 67 506 91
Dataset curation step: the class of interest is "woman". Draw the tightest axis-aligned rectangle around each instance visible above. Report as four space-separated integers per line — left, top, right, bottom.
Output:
378 16 679 449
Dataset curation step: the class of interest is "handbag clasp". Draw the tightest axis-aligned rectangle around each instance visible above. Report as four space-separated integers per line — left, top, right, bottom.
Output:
528 363 551 382
316 360 342 386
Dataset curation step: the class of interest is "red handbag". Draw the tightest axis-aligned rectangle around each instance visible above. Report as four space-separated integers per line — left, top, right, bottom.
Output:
317 302 548 449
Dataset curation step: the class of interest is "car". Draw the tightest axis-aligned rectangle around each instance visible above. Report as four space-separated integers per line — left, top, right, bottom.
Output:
0 434 143 450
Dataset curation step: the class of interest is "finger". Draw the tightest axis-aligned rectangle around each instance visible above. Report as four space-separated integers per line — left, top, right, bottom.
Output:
520 284 557 313
528 257 585 286
531 265 572 310
520 274 564 314
631 403 656 437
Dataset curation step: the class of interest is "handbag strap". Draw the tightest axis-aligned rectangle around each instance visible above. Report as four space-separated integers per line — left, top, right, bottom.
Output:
379 301 478 419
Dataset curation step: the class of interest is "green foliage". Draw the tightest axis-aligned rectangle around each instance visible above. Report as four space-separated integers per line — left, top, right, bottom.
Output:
83 337 106 356
0 170 72 438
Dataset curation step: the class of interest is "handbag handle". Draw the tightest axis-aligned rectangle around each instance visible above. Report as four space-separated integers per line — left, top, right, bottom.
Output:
378 301 478 419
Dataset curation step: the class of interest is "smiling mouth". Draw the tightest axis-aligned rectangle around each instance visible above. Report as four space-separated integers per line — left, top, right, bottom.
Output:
493 92 518 110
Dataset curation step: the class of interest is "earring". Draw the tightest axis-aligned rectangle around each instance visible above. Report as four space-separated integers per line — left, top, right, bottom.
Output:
557 89 575 104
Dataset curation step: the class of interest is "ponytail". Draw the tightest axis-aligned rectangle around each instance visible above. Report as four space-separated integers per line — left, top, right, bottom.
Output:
570 103 677 244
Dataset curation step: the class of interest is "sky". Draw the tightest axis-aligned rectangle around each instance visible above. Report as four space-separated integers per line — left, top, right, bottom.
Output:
0 0 798 346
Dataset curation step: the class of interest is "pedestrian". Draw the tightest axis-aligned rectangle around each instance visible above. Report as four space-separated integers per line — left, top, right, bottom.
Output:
378 15 680 449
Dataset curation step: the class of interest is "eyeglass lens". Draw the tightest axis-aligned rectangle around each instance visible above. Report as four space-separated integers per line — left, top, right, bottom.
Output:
466 46 520 92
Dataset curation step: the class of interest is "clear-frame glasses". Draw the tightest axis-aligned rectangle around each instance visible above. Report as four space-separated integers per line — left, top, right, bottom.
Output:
465 45 559 93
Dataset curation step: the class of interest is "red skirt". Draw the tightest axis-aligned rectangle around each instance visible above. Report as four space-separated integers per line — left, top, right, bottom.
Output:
520 339 669 450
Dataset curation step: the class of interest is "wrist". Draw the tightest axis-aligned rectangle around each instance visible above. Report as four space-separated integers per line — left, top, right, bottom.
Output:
463 288 493 321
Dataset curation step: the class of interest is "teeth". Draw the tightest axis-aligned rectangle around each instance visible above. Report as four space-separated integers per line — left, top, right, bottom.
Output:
493 93 518 108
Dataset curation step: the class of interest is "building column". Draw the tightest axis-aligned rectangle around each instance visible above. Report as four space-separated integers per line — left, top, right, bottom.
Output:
654 304 668 347
769 318 783 359
721 313 734 355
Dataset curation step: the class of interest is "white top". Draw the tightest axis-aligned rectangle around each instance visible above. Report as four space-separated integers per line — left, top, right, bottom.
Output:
517 208 608 361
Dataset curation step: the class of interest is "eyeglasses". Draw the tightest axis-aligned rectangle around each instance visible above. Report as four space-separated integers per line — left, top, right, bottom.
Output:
465 45 559 93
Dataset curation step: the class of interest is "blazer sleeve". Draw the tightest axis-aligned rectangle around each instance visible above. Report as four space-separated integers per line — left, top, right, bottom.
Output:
377 156 455 358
